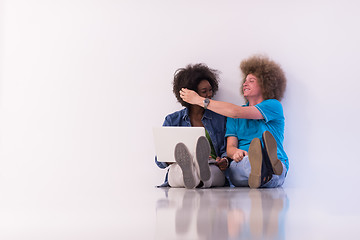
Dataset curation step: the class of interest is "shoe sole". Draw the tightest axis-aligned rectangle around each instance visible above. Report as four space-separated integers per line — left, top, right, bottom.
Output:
174 143 196 189
195 136 211 182
263 131 283 175
248 138 262 189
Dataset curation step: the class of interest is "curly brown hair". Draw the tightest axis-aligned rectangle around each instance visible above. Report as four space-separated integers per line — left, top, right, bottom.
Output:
173 63 220 108
240 55 287 101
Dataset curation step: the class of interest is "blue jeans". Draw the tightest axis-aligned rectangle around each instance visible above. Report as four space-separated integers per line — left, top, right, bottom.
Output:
228 156 287 188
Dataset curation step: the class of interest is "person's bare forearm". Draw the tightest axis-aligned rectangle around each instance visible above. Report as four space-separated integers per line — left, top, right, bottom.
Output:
226 145 239 159
199 96 263 119
203 98 245 118
180 88 263 119
226 136 248 162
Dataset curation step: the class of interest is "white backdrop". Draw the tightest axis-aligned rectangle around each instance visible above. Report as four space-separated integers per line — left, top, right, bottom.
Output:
1 0 360 198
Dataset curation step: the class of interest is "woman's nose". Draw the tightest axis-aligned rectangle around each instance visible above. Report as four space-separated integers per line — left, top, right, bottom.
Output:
204 91 212 98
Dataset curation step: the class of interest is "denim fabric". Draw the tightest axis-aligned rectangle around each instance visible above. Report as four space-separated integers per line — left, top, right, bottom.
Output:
154 108 227 186
228 156 287 188
155 156 168 169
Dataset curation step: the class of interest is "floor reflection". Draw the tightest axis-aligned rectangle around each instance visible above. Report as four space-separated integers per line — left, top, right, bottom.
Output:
155 188 289 240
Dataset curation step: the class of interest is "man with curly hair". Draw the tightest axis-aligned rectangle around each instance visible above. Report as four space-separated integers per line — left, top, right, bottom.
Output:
180 55 288 188
155 64 228 189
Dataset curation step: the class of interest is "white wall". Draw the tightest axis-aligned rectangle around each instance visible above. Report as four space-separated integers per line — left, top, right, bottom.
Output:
1 0 360 198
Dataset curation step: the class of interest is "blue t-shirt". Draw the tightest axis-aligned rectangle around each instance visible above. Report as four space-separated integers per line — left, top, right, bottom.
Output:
225 99 289 170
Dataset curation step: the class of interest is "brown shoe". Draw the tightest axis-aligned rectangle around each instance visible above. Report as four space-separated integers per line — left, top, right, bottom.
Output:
248 138 263 189
262 131 283 175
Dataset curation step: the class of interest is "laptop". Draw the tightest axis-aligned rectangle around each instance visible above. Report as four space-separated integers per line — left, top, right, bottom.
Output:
153 127 205 162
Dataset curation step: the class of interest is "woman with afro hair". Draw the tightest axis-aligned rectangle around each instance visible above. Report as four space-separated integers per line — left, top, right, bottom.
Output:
180 55 288 188
155 63 228 189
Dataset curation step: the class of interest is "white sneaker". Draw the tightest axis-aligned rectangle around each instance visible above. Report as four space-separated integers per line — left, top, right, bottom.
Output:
174 142 196 189
194 136 211 182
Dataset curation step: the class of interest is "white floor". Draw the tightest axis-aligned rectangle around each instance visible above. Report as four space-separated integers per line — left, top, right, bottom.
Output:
1 184 360 240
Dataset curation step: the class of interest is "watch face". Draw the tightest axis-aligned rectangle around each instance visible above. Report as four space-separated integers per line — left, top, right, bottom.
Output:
204 98 210 109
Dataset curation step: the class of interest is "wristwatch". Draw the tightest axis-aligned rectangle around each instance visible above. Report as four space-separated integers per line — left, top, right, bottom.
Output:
203 98 210 109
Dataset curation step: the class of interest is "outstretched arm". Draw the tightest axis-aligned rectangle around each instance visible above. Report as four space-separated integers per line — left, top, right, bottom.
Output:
180 88 263 119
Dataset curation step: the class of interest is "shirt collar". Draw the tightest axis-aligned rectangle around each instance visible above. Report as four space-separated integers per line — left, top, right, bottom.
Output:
182 108 213 121
183 108 190 121
202 109 213 120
